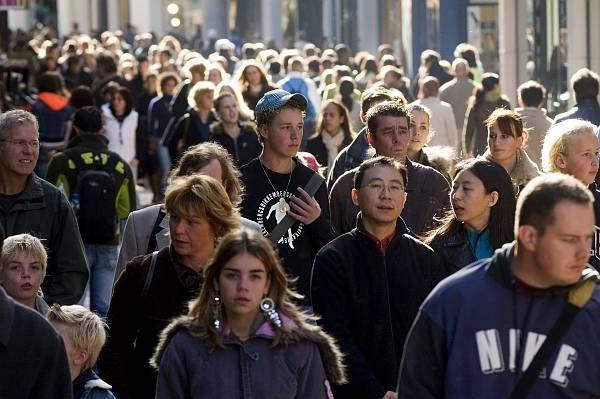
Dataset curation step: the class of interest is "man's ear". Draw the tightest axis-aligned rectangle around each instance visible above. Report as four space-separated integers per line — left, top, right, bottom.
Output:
366 132 374 145
258 125 269 142
351 188 360 206
517 225 538 252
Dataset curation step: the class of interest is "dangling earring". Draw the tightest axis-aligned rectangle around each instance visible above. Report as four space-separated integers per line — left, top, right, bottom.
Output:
260 296 282 328
213 293 223 332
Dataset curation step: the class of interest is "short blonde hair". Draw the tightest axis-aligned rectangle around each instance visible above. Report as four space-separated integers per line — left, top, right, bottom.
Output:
46 304 107 372
165 174 241 237
541 119 598 173
1 234 48 279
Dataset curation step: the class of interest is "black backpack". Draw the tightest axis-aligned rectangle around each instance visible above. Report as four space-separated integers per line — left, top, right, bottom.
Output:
68 151 120 243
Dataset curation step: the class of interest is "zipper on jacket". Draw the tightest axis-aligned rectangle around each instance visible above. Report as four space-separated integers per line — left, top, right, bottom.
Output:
382 253 398 371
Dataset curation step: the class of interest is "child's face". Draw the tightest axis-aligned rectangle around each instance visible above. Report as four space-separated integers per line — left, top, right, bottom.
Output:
0 252 44 306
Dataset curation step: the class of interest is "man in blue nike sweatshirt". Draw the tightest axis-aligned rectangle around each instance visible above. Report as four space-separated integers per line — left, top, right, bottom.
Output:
398 173 600 398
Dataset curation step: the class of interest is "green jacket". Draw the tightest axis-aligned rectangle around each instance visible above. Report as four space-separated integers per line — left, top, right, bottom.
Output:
0 174 89 305
47 134 137 240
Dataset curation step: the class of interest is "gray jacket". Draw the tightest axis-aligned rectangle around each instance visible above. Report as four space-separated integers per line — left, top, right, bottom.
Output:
440 76 476 131
515 107 552 167
114 204 260 284
152 315 347 399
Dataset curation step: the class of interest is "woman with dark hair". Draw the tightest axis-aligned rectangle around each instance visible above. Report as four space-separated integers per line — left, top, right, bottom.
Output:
426 158 516 272
102 85 139 178
152 229 346 398
463 72 512 156
483 108 540 191
355 55 379 91
237 60 277 110
306 99 354 175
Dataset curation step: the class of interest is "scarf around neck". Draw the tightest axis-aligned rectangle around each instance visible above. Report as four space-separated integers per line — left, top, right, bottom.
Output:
321 130 346 166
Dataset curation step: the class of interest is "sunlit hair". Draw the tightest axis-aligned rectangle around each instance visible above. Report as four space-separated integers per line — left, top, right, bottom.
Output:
46 304 106 371
485 108 529 146
314 99 354 142
541 119 598 173
187 229 314 348
187 80 215 109
0 109 39 145
215 81 254 120
236 60 270 90
1 233 48 279
425 158 515 248
407 103 432 144
164 174 241 237
169 142 244 207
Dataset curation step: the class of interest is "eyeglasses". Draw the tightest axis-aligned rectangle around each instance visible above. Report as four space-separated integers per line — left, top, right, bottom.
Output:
361 182 405 195
1 139 41 150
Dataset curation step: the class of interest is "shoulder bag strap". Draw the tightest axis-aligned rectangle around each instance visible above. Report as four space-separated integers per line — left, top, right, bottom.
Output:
509 279 597 399
267 172 324 245
141 251 159 302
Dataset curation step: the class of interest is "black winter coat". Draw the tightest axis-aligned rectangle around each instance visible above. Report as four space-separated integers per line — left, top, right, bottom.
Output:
310 217 446 398
0 288 72 399
210 121 262 167
428 224 476 273
98 247 202 399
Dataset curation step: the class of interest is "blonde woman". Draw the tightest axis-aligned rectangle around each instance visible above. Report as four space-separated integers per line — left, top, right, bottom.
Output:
0 233 49 315
153 229 346 398
541 119 600 268
99 174 242 399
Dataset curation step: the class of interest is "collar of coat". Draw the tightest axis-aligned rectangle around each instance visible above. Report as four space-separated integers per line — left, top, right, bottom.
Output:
151 313 347 385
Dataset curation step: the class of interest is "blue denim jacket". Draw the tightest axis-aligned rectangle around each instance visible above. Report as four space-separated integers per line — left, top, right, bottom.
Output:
554 97 600 126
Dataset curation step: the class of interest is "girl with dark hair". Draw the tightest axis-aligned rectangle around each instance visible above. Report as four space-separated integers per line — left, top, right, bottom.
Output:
483 108 540 191
237 61 277 110
102 85 139 178
426 158 516 272
306 99 354 174
152 228 346 398
463 73 512 156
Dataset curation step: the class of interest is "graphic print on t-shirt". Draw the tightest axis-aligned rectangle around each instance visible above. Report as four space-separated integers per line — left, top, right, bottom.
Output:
256 190 303 249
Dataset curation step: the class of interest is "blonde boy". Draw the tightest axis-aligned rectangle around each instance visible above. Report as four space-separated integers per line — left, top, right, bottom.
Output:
47 305 115 399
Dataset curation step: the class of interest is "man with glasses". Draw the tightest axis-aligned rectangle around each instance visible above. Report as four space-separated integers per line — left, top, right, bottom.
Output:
329 100 450 236
311 156 446 399
0 109 88 305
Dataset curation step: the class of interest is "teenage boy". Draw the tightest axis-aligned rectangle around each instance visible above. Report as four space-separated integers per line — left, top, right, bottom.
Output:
240 89 334 299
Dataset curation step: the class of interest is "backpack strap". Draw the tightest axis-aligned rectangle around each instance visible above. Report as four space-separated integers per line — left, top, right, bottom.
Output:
141 251 159 302
509 274 599 399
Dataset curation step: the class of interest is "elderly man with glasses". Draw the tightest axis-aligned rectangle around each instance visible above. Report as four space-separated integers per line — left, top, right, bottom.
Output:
0 109 88 306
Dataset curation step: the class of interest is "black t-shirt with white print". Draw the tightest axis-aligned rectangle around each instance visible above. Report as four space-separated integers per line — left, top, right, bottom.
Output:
240 157 334 300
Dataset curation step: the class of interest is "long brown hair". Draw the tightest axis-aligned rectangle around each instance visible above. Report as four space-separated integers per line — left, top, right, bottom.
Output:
187 229 314 347
313 99 355 143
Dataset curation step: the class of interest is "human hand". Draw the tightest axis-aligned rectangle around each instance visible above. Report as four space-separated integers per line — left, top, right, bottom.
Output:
382 391 397 399
288 187 321 225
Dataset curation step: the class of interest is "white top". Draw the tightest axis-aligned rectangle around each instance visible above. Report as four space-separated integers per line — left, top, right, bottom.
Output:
412 97 459 149
101 103 139 163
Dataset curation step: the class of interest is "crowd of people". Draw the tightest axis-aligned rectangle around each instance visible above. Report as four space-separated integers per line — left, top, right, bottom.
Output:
2 26 600 399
